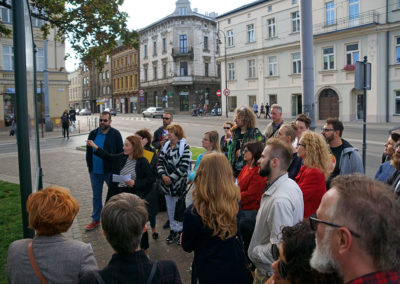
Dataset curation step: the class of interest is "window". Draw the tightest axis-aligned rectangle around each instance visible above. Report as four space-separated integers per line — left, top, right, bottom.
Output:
153 66 157 80
106 55 109 63
180 34 187 53
267 5 272 12
2 45 13 70
204 62 208 77
267 18 276 38
227 30 234 46
292 53 301 74
1 0 12 24
179 7 187 15
162 38 166 53
396 91 400 114
326 2 335 25
31 6 45 27
144 67 148 81
36 47 44 71
180 62 188 76
217 63 221 78
268 56 277 76
346 43 359 64
163 64 167 78
323 47 335 70
106 70 109 79
349 0 359 26
292 0 297 3
248 59 256 78
203 36 208 50
292 11 300 32
247 24 255 43
396 37 400 63
144 44 148 58
153 41 157 56
228 63 235 80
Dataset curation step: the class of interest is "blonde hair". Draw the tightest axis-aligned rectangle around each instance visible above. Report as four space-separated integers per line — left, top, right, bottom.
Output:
193 153 240 239
300 131 332 180
205 131 221 152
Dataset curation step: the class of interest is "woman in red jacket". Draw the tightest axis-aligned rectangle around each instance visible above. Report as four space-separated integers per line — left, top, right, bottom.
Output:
237 140 267 267
296 131 332 218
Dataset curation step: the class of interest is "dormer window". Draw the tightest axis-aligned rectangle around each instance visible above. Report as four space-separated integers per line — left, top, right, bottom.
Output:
179 7 187 15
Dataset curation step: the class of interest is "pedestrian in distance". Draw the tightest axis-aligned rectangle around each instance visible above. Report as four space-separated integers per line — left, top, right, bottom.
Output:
182 153 251 284
61 109 70 139
7 186 98 284
69 107 76 127
79 193 182 284
260 104 265 118
253 102 259 118
203 104 207 117
85 111 123 231
265 102 271 119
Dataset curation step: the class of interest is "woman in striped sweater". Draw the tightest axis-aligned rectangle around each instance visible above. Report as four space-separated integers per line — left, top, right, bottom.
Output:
157 124 191 245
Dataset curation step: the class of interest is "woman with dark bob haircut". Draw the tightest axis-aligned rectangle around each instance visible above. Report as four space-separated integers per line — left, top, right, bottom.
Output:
7 186 98 283
267 220 341 284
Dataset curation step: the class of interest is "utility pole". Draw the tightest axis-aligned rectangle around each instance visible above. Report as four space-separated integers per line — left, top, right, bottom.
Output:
300 0 315 130
217 27 228 118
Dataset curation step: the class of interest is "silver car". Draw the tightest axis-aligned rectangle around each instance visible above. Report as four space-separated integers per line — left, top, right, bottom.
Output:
142 107 164 118
79 108 91 115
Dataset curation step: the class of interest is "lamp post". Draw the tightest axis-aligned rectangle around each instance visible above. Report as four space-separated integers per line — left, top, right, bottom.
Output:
217 28 228 118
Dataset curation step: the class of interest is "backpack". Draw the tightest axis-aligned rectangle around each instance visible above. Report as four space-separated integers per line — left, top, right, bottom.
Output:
162 138 192 174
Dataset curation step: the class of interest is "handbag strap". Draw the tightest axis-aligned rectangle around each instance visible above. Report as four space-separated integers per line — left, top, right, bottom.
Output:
146 261 158 284
27 240 48 284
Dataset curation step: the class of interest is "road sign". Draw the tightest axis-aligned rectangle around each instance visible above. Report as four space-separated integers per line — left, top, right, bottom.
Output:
223 89 230 96
216 90 221 97
139 89 144 96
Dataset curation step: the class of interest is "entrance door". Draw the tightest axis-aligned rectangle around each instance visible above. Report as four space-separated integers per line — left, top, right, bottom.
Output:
319 89 339 120
249 95 256 107
179 93 189 111
291 94 302 117
356 94 364 120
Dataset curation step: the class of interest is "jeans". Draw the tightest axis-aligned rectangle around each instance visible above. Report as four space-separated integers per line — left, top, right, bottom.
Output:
89 172 111 222
165 194 183 232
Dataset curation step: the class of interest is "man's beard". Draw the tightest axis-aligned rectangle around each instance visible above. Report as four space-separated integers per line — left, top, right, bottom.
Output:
259 160 271 177
100 124 110 131
310 229 342 277
391 152 400 171
324 134 334 144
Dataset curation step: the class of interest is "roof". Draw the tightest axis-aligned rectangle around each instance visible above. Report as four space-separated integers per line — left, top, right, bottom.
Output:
216 0 271 19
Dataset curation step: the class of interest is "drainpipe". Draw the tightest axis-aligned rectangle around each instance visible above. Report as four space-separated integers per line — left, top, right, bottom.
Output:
385 0 389 122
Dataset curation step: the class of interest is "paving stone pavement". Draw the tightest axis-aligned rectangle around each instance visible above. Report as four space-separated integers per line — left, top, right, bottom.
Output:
0 145 193 283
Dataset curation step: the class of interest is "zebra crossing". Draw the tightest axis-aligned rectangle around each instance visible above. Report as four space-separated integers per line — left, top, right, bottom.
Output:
114 117 151 122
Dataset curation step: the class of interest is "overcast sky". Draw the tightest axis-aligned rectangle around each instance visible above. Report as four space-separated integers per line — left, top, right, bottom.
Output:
65 0 252 71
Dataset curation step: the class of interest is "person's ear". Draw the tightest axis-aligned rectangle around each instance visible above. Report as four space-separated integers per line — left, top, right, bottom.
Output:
337 227 352 255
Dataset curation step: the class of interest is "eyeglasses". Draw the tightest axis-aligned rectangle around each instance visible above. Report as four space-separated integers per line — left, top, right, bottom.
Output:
223 127 230 130
271 244 288 280
243 149 248 153
162 117 171 120
309 214 361 238
321 128 335 133
297 143 306 148
395 142 400 149
99 119 109 123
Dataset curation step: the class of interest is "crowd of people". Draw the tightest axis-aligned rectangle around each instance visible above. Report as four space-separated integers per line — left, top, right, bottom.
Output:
6 106 400 284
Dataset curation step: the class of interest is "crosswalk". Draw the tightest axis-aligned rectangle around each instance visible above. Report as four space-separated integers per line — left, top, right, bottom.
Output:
111 117 151 122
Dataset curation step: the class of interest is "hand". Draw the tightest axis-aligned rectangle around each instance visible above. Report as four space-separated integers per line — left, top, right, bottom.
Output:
87 140 98 149
265 275 274 284
179 232 182 244
162 175 172 185
125 179 135 187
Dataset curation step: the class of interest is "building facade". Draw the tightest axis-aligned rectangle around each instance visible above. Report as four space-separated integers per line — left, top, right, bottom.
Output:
0 5 69 127
217 0 400 122
68 69 83 110
111 46 139 113
139 0 221 113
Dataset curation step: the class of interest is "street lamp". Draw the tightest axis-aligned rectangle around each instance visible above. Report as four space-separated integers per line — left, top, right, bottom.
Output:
217 28 228 118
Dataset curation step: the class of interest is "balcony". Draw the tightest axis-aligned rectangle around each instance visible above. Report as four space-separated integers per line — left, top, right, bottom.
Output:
344 64 355 71
313 11 379 36
171 47 194 61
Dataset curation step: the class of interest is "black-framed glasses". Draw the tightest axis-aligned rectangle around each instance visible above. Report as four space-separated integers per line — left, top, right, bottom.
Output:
321 127 335 132
223 127 230 130
271 244 288 280
309 214 361 238
162 117 171 120
99 119 109 123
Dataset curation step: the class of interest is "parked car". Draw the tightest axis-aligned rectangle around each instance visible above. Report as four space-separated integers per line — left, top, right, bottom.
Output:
142 107 164 118
79 108 91 115
104 108 117 116
75 109 80 115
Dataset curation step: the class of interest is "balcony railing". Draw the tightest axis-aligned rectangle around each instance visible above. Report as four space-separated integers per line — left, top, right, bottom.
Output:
171 47 194 60
313 11 379 35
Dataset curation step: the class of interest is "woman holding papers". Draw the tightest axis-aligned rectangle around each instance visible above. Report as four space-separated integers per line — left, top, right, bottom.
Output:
135 129 159 240
86 135 154 252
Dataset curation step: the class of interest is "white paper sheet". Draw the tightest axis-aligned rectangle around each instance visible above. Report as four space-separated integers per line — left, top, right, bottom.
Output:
112 174 131 183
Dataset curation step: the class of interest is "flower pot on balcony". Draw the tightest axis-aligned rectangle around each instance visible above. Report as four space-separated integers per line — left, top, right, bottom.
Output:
344 64 355 71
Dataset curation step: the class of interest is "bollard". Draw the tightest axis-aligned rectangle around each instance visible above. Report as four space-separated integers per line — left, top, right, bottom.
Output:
78 120 80 134
95 117 98 128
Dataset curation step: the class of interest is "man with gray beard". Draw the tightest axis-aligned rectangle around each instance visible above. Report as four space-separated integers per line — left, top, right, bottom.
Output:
309 174 400 283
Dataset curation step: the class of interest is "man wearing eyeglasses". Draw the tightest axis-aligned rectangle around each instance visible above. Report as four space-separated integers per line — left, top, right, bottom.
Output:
321 117 363 188
85 111 123 231
152 112 173 152
310 174 400 283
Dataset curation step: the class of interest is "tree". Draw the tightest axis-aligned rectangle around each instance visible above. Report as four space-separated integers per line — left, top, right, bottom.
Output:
1 0 139 70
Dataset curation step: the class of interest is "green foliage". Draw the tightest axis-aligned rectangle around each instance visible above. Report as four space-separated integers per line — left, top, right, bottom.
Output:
190 147 205 161
0 0 139 70
0 181 22 284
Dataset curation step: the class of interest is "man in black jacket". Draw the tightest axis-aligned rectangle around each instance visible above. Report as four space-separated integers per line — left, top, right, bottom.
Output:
85 111 123 230
152 112 173 152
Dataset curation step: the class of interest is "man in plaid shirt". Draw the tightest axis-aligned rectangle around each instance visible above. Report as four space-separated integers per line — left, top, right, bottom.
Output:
310 174 400 284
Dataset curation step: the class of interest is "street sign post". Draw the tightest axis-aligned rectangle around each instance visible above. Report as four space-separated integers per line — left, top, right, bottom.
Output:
223 89 230 96
139 89 144 96
216 90 221 97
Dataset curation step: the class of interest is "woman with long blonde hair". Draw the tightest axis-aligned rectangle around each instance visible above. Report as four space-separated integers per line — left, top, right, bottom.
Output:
295 131 332 218
182 153 250 284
